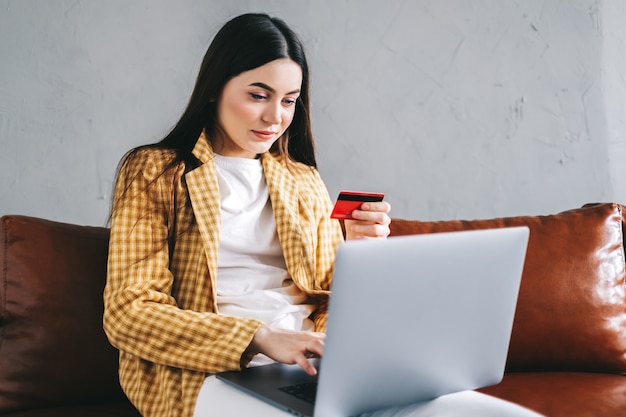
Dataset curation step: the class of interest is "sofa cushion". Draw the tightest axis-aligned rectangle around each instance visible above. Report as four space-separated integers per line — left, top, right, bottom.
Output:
0 216 132 414
389 203 626 373
478 372 626 417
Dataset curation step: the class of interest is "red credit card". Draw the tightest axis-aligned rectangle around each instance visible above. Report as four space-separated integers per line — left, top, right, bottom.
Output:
330 191 385 220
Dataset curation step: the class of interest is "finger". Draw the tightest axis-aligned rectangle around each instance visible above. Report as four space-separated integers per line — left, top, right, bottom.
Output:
306 337 325 357
295 355 318 376
360 201 391 213
351 210 391 226
349 223 390 239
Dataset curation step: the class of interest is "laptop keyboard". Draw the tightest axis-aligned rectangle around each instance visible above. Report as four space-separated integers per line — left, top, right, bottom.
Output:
278 382 318 404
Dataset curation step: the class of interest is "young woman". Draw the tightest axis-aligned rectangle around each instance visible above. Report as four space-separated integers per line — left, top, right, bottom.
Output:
103 13 390 417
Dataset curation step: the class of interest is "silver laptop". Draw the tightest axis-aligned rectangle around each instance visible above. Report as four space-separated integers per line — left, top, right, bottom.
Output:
217 226 529 417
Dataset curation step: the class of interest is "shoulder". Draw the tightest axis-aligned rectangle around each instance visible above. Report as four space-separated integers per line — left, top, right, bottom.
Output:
116 147 184 200
115 147 188 195
265 151 322 181
270 154 335 216
266 153 327 196
119 147 179 180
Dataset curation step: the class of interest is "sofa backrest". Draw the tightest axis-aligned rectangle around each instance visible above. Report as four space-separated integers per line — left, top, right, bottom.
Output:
390 202 626 374
0 215 129 414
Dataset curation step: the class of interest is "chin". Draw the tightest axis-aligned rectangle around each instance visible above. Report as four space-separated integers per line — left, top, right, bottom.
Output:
252 142 278 155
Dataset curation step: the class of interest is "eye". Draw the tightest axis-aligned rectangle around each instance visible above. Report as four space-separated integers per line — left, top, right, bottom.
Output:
250 93 267 101
282 98 297 106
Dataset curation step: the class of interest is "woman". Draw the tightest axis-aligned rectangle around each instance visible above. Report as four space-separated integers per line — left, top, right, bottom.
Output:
103 13 391 417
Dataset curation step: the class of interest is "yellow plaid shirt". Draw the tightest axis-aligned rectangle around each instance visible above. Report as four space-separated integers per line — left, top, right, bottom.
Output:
103 133 344 417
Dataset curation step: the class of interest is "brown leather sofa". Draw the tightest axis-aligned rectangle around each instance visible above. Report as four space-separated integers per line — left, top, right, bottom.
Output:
1 203 625 416
0 215 140 417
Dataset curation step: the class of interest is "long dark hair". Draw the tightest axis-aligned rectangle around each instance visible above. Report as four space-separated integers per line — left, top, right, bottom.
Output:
109 13 315 228
150 12 316 168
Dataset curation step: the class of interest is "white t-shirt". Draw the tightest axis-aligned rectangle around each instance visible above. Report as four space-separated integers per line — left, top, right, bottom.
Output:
213 154 315 365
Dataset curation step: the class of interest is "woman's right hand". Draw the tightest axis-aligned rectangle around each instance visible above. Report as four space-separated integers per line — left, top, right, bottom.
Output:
246 324 325 375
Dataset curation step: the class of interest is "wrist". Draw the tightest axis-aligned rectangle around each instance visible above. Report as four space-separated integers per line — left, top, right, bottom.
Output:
246 323 270 354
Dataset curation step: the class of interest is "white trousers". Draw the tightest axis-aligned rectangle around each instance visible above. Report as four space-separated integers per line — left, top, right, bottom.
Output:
194 375 545 417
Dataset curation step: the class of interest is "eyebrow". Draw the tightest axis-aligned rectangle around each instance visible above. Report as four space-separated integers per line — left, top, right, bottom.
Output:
249 82 301 95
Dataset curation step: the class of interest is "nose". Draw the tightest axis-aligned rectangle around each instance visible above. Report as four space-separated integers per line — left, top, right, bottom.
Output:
262 101 282 125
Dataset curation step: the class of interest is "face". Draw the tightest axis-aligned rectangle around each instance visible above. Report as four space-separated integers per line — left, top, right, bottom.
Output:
214 58 303 158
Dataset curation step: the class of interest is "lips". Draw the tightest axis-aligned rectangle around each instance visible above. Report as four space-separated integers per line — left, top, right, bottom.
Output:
252 130 278 140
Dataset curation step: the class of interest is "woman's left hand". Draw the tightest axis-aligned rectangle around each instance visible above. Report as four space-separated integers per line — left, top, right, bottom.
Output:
344 201 391 240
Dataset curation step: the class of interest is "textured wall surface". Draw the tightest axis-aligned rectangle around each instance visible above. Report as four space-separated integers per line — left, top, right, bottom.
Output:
1 0 625 225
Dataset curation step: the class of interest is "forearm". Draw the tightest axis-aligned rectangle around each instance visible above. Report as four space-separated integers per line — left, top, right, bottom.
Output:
104 274 263 373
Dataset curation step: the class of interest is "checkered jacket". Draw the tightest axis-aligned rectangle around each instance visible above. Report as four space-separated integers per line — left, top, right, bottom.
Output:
103 133 344 417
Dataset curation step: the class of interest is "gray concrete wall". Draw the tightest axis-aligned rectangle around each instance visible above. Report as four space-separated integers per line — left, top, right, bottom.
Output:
1 0 625 226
